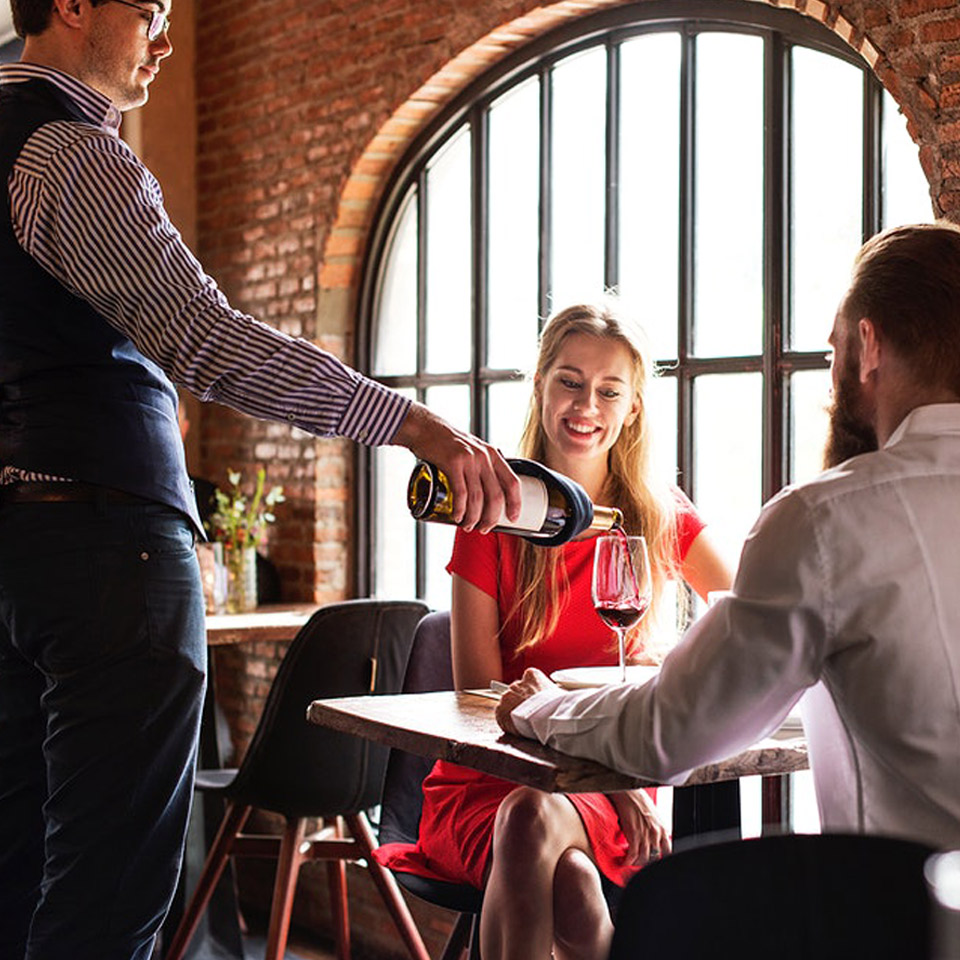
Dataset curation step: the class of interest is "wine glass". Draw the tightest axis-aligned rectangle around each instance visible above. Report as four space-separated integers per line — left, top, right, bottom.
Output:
592 534 653 682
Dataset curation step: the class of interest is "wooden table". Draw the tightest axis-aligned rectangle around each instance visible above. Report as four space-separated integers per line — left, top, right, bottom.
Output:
307 690 808 795
205 602 317 646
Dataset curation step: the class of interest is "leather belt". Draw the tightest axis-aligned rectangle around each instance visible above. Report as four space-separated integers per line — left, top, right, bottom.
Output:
0 481 156 505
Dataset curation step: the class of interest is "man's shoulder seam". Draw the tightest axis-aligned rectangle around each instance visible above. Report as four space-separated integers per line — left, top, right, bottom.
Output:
19 120 130 172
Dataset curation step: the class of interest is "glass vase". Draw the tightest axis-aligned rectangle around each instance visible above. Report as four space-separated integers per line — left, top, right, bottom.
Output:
196 541 226 614
223 544 258 613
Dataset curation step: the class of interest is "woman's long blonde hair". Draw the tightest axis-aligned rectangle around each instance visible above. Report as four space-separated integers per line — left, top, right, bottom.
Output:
508 302 680 657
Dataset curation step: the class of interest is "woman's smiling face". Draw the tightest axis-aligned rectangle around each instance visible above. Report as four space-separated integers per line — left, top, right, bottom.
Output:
538 332 640 470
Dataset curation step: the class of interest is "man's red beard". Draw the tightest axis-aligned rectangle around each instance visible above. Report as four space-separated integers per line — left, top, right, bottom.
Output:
823 356 878 469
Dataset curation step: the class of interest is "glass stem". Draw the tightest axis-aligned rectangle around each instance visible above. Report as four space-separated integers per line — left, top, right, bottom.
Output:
617 628 627 683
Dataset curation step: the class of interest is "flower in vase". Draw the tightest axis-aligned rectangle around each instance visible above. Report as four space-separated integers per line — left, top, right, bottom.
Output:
207 467 285 549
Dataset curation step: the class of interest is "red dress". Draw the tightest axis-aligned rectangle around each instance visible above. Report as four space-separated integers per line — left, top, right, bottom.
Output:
375 492 705 889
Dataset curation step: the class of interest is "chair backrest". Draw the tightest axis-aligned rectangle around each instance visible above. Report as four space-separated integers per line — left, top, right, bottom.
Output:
609 832 934 960
378 610 452 847
226 598 428 818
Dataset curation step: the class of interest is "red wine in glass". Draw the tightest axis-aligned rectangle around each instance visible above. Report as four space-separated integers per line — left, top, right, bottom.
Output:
595 597 650 630
592 534 653 682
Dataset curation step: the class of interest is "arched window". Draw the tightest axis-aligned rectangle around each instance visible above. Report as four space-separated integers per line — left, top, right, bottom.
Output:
359 0 931 611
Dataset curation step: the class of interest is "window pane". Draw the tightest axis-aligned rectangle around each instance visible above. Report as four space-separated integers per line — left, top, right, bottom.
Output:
426 128 472 373
647 373 678 487
423 524 456 611
642 372 688 652
550 46 607 311
425 384 471 434
374 388 418 598
424 385 471 607
790 368 831 485
741 776 762 839
882 90 933 228
619 32 681 361
373 190 418 376
488 380 533 456
488 78 541 373
791 47 863 352
791 769 822 834
694 33 763 358
693 373 762 556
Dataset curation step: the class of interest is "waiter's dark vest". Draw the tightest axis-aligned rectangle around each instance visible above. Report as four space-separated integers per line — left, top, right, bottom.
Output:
0 78 201 533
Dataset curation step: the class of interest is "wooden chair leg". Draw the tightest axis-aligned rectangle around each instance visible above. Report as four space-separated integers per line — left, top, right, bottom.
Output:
437 912 475 960
761 773 791 835
468 913 481 960
327 857 350 960
325 816 351 960
265 817 308 960
347 813 431 960
164 802 252 960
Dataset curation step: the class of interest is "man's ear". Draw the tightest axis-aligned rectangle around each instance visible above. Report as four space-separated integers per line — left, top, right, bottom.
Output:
52 0 85 30
858 317 881 383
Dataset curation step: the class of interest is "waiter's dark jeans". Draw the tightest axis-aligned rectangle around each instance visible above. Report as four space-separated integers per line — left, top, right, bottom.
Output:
0 499 206 960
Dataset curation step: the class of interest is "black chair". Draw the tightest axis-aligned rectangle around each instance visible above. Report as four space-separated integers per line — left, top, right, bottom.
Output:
608 832 934 959
378 610 484 960
165 598 431 960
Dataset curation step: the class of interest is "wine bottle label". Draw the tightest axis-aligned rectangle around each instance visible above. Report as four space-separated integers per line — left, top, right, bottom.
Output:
497 475 549 532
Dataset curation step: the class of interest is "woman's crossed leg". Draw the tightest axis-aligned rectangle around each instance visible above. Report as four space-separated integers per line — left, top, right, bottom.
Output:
480 786 614 960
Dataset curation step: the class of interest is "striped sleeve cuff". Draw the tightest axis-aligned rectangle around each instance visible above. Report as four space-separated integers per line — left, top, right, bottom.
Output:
337 377 412 446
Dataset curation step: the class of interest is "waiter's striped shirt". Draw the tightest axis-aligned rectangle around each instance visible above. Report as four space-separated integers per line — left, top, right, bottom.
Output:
0 62 410 478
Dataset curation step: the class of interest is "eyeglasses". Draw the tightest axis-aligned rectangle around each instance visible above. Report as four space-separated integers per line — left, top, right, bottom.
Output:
103 0 170 41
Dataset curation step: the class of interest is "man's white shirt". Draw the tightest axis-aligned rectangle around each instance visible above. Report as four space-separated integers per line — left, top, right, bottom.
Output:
513 404 960 850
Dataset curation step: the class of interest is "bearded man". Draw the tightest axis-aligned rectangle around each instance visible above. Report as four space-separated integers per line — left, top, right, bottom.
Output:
497 222 960 853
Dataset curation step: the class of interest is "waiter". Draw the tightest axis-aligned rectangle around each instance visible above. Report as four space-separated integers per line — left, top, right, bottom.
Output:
0 2 520 958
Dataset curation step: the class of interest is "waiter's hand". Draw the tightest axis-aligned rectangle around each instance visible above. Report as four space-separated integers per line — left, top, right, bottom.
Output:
392 402 521 533
495 668 557 736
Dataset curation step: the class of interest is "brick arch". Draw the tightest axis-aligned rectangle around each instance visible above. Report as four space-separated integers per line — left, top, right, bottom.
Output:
319 0 890 302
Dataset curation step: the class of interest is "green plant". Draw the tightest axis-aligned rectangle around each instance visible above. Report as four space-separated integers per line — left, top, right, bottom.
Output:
208 467 284 549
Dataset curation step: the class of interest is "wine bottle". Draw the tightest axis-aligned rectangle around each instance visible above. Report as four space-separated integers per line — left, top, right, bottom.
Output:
407 458 623 546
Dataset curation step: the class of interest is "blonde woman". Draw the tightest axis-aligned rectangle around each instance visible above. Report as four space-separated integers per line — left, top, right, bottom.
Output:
377 303 731 960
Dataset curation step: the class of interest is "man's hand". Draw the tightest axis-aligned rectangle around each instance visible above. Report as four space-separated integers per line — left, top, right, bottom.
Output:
495 668 557 735
608 790 672 865
392 402 521 533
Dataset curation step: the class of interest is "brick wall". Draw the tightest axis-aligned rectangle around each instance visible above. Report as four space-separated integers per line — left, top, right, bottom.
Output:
832 0 960 210
187 0 960 953
192 0 544 612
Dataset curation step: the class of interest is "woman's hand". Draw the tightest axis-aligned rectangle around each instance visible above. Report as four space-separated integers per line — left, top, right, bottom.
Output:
608 789 671 866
